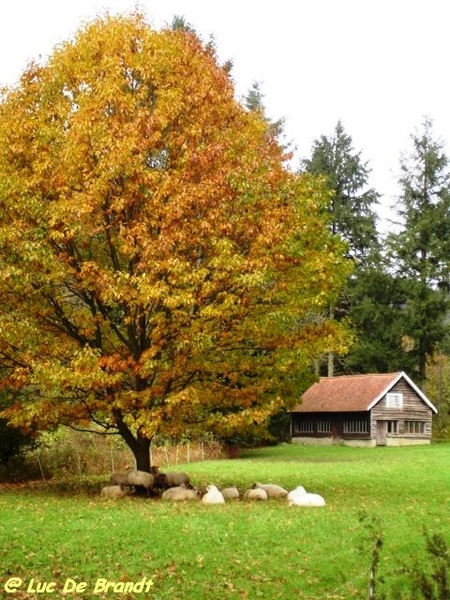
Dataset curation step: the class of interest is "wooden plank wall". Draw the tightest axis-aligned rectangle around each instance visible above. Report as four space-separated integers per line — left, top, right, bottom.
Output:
370 380 433 438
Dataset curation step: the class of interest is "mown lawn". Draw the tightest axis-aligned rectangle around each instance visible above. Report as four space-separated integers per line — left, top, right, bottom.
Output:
1 443 449 599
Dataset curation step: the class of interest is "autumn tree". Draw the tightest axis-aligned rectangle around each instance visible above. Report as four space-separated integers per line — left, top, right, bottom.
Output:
0 13 351 470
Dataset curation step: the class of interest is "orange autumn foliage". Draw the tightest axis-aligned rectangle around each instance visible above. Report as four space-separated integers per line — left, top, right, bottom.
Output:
0 13 351 467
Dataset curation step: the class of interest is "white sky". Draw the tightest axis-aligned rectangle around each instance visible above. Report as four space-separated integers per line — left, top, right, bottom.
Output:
1 0 450 226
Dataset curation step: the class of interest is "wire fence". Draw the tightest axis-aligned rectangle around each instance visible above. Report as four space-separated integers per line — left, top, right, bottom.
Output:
1 429 226 482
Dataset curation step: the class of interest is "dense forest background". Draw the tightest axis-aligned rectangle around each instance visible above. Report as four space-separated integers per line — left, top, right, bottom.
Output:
299 115 450 437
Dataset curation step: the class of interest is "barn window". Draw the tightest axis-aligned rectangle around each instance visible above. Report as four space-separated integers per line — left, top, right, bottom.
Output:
386 393 403 408
317 420 331 433
295 419 314 433
404 421 425 434
387 420 398 434
343 420 369 434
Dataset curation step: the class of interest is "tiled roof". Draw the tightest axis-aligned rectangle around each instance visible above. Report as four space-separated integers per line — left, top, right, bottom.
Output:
292 372 404 413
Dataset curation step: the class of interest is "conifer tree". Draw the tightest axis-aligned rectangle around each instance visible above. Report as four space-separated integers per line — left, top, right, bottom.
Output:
302 120 380 263
388 118 450 383
302 121 380 375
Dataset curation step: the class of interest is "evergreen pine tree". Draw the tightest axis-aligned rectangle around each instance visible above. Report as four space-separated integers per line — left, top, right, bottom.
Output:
388 118 450 383
302 120 380 263
302 121 381 375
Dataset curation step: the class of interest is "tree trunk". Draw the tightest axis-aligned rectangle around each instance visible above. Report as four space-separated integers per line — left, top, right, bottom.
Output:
418 346 427 388
130 435 151 472
327 352 334 377
114 412 152 471
328 303 335 377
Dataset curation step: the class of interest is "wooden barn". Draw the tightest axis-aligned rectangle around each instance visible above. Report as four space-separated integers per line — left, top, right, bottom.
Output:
290 372 438 447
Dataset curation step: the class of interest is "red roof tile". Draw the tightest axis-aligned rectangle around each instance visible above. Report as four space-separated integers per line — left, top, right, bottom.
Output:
292 372 404 413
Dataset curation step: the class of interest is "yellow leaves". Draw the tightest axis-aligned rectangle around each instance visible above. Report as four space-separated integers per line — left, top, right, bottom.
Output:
0 12 354 446
163 293 193 311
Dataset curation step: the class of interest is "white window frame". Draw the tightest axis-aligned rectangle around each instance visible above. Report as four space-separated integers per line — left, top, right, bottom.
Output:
386 393 403 408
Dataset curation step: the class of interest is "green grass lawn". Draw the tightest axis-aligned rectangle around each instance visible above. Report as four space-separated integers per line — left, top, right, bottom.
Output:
1 443 449 599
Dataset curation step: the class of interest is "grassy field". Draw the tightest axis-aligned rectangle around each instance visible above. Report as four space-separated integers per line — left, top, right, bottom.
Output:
1 443 449 599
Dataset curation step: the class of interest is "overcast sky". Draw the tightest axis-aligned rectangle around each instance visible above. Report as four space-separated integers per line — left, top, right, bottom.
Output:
1 0 450 226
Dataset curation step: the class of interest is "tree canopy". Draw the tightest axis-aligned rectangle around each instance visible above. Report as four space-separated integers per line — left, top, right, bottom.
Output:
301 121 379 375
302 120 379 263
0 13 351 468
387 118 450 382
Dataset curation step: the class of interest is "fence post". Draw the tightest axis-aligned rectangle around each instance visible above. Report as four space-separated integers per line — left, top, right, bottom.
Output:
37 454 46 481
110 445 115 473
74 445 82 478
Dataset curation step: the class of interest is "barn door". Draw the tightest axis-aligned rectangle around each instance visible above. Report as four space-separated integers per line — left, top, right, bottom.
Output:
376 421 388 446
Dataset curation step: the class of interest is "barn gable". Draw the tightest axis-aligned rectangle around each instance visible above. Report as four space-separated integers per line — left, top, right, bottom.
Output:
366 371 437 413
